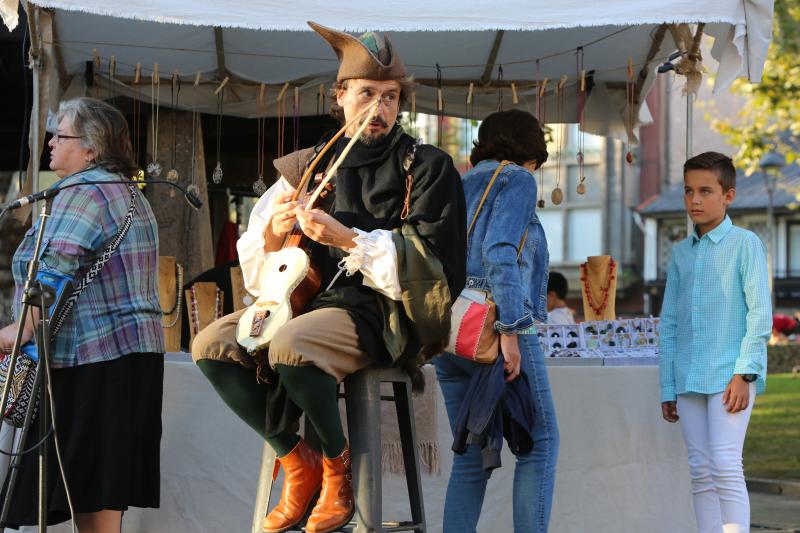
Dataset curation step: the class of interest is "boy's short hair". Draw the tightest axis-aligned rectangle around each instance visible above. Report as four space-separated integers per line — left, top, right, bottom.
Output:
547 271 568 300
683 151 736 191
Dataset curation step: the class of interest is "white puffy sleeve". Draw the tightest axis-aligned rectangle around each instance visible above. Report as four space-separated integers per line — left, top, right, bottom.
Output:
340 228 402 300
236 177 294 297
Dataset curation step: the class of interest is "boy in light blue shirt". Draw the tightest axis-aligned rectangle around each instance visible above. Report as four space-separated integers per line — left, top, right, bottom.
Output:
659 151 771 533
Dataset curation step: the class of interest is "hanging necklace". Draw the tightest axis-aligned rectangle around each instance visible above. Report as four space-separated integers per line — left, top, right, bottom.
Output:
436 64 444 148
317 83 325 116
166 72 181 197
161 263 184 329
580 258 617 316
132 84 142 169
625 58 635 165
465 82 474 170
576 47 587 195
410 91 418 139
187 72 201 200
551 75 567 206
147 63 162 178
253 84 268 195
212 88 224 184
292 86 300 153
537 75 549 209
276 83 288 158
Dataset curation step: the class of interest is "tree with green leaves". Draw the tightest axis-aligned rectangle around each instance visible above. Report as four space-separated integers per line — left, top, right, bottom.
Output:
707 0 800 175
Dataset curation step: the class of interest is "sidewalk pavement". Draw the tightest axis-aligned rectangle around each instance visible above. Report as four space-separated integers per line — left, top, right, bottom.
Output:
751 491 800 532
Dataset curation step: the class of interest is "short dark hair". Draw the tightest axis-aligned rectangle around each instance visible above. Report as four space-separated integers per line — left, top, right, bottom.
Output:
683 151 736 191
548 271 568 299
470 109 548 168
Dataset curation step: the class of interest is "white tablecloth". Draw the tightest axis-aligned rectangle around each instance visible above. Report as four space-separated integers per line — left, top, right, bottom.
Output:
3 355 695 533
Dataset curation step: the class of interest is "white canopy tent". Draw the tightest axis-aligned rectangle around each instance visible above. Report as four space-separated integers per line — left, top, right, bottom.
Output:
0 0 776 200
2 1 775 132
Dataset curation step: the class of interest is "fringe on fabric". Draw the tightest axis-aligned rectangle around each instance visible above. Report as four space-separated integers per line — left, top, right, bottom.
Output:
381 441 440 476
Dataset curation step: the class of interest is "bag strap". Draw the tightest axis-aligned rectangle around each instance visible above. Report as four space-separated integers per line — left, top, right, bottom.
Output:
50 184 139 337
399 139 419 220
466 161 528 260
467 160 509 236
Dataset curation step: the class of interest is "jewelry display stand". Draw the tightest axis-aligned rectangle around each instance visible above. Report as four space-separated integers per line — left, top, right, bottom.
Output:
186 282 223 348
580 255 617 321
159 256 183 352
229 266 252 312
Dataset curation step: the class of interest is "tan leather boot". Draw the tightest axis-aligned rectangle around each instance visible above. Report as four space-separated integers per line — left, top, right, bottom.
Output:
305 445 355 533
262 439 323 533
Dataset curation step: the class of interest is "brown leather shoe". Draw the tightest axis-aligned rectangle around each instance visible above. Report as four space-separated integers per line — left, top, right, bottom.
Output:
305 445 355 533
262 439 323 533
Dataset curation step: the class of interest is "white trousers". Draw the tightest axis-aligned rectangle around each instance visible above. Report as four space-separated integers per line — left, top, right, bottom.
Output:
677 383 756 533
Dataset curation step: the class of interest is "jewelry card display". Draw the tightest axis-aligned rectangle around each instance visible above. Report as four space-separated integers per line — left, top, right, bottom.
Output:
538 318 659 358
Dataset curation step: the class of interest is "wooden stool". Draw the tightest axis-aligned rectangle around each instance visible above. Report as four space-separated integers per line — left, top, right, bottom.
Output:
251 367 427 533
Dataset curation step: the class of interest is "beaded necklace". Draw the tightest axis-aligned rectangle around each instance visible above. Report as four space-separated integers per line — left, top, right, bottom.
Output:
189 285 223 336
580 259 616 316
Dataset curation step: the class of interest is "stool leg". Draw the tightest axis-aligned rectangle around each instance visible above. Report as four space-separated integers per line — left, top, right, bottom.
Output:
251 441 278 533
345 372 383 533
393 381 427 533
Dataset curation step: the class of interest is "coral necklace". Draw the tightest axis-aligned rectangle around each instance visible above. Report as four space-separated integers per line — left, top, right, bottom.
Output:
580 259 617 316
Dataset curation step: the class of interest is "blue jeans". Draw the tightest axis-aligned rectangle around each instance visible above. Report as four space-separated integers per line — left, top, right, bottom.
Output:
433 335 559 533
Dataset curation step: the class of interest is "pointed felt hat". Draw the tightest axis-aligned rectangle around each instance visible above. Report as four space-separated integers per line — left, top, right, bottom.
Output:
308 21 409 82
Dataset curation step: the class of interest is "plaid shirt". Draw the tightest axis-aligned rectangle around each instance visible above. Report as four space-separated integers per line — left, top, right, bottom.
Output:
12 167 164 368
658 216 771 402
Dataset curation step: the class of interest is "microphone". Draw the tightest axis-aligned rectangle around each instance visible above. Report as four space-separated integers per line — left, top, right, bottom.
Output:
2 178 204 211
4 188 61 210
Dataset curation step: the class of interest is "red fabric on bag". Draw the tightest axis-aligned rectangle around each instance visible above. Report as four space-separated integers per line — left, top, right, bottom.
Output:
456 302 489 359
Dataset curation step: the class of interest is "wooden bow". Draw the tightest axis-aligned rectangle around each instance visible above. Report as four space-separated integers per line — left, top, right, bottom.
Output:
292 99 381 203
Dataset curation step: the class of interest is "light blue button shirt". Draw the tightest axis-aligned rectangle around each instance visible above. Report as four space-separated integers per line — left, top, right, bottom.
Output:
658 216 771 402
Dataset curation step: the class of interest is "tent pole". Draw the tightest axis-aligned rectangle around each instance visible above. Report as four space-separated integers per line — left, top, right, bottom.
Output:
26 1 42 200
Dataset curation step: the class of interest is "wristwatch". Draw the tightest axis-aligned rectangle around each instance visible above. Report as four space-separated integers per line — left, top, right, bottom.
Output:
739 373 758 383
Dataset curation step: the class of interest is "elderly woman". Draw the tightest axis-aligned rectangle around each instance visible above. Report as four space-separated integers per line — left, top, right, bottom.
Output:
434 109 559 532
0 97 164 532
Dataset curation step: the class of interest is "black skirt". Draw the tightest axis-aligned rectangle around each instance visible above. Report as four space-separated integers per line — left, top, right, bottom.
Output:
0 352 163 527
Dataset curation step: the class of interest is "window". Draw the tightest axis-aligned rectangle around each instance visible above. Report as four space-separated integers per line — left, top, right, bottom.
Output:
538 210 564 263
567 209 602 261
789 222 800 277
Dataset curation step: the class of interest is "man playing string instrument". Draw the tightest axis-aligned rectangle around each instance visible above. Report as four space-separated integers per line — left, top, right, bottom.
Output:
191 21 466 533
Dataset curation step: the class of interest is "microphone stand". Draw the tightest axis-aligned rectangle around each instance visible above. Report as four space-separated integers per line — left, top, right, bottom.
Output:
0 198 59 533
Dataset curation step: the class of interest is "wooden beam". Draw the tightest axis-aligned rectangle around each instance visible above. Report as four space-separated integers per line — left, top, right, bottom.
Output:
47 9 70 90
479 30 505 86
213 26 226 80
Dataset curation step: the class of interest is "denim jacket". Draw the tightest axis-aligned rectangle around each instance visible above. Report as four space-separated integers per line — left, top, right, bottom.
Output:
461 159 549 332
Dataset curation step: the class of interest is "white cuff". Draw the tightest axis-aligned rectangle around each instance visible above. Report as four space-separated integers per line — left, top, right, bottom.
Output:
341 228 402 300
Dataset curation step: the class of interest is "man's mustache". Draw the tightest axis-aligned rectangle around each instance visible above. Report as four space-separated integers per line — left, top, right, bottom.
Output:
360 116 388 128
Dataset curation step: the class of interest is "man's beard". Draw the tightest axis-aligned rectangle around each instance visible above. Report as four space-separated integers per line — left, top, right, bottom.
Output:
357 116 390 146
358 131 389 146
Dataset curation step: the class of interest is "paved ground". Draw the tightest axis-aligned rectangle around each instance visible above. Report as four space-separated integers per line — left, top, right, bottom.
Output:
751 491 800 532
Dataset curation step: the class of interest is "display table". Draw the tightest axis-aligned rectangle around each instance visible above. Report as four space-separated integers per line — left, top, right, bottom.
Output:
3 354 695 533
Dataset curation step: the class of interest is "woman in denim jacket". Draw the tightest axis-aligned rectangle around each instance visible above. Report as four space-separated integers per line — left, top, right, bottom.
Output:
434 109 559 532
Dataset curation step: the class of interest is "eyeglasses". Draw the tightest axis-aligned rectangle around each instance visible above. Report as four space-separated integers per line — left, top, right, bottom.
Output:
353 88 399 107
53 133 84 143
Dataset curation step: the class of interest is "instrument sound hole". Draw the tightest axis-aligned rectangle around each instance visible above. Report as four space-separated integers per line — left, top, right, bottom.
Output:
279 264 287 272
265 310 271 318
